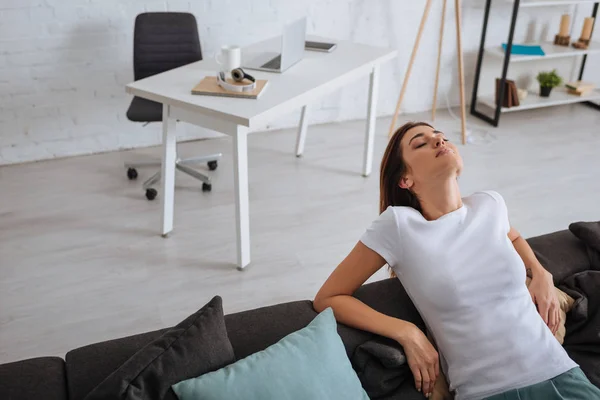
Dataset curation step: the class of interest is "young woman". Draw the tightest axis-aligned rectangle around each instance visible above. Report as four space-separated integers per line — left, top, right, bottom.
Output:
313 122 600 400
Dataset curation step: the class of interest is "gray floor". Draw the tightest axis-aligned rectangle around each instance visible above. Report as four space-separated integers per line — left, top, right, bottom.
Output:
1 107 599 364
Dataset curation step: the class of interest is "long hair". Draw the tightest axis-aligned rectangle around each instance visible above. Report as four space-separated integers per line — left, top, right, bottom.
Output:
380 121 432 276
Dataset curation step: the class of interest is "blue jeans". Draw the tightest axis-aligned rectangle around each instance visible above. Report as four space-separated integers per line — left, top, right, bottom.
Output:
484 368 600 400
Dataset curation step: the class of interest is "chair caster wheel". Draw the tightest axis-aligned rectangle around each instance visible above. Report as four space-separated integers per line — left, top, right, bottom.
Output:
202 183 212 192
127 168 138 180
208 160 218 171
145 188 157 200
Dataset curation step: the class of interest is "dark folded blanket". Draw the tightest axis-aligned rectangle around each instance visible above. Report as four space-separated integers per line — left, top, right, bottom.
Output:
559 270 600 387
569 221 600 270
351 336 411 399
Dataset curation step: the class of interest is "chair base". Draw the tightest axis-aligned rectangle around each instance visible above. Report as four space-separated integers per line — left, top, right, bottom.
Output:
125 153 222 200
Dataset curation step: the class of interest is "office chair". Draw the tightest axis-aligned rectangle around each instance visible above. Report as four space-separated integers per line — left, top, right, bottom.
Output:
124 12 222 200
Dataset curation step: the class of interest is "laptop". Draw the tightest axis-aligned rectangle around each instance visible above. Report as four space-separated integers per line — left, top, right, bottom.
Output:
243 17 307 73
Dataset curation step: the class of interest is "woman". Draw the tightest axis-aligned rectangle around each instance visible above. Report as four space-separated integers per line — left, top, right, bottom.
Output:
313 122 600 400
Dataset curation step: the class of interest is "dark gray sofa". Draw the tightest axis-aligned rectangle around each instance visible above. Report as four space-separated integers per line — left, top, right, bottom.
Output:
1 228 598 400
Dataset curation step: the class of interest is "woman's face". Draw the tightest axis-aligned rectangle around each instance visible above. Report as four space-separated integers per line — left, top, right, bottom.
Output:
399 125 463 189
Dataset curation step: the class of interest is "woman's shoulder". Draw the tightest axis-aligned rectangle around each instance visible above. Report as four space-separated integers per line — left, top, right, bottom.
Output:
466 190 505 204
465 191 508 213
384 204 421 217
381 205 424 226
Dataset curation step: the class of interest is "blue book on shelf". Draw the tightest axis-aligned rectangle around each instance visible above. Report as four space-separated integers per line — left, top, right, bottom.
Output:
502 43 545 56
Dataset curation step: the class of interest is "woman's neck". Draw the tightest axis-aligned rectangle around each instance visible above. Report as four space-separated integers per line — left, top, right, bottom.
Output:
415 178 463 221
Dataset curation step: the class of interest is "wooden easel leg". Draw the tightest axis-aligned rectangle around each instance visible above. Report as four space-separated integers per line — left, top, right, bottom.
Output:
455 0 467 144
432 0 447 121
388 0 433 138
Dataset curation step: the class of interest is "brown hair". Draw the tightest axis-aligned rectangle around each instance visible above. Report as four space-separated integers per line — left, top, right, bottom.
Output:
379 121 432 277
380 121 432 213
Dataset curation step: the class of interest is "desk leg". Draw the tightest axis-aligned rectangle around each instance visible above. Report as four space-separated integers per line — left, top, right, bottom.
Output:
161 104 177 237
233 126 251 270
295 105 310 157
363 66 379 177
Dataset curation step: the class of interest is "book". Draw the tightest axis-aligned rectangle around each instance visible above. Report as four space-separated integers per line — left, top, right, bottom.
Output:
191 76 269 99
496 79 507 107
501 43 545 56
508 80 520 107
565 81 595 93
567 88 593 96
495 78 519 108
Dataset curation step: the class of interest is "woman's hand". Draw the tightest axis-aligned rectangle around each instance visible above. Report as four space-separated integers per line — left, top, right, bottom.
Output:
528 270 560 334
398 324 439 398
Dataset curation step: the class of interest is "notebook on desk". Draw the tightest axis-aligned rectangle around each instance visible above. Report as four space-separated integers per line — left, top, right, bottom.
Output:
191 76 269 99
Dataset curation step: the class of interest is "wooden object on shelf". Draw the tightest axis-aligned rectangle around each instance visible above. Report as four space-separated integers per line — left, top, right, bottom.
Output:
581 17 594 40
517 88 528 101
573 38 590 50
572 38 590 49
565 81 596 96
567 88 593 96
390 0 467 144
572 17 594 49
191 76 269 99
565 80 595 90
554 34 571 46
559 14 571 36
555 14 571 45
495 78 520 108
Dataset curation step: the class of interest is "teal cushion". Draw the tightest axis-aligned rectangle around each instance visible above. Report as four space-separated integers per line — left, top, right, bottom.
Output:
172 308 369 400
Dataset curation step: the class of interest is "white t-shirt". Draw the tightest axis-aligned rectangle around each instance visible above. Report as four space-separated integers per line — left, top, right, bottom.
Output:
360 191 577 400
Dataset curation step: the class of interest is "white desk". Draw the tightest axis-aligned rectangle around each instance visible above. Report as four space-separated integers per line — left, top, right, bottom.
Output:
126 38 396 270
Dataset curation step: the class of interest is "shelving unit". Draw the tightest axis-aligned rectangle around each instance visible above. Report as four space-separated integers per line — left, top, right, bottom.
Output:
479 87 600 111
485 41 600 61
470 0 599 127
510 0 598 7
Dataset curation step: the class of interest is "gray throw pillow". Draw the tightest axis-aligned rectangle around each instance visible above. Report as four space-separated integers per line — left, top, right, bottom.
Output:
84 296 234 400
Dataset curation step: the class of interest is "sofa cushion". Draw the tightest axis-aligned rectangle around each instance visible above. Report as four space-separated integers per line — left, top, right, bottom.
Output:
570 221 600 253
0 357 67 400
224 278 425 363
173 308 369 400
526 229 591 284
82 296 234 400
225 300 318 360
66 328 168 400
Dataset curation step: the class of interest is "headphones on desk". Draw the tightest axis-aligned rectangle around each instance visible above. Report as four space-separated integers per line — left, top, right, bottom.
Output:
217 68 256 93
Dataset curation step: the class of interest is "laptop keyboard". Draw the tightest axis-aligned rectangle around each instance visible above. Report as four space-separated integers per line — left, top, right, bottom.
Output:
261 55 281 69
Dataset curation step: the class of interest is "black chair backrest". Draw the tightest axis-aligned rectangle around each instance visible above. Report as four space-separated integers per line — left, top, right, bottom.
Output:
133 12 202 81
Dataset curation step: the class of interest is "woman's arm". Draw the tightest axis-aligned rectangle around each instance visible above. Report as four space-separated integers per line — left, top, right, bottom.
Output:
508 226 560 334
314 241 439 397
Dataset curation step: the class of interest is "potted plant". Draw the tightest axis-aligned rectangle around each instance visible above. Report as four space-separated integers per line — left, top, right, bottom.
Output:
536 69 562 97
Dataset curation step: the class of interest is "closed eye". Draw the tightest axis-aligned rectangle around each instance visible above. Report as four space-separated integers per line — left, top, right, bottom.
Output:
415 138 449 149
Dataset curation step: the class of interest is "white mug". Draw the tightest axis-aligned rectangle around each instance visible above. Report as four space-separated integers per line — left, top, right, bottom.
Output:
215 45 241 72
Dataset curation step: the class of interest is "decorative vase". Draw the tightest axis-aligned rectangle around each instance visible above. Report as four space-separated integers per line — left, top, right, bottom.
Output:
540 86 552 97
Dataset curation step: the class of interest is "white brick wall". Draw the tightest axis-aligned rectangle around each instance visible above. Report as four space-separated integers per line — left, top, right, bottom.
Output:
0 0 598 165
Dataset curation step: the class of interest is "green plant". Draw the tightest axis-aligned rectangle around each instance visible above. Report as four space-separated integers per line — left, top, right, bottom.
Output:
536 69 563 88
